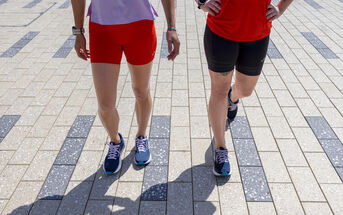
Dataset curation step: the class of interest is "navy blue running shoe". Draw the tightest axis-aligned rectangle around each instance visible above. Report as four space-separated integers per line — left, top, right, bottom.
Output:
103 133 125 175
227 87 239 123
134 136 151 165
213 147 231 177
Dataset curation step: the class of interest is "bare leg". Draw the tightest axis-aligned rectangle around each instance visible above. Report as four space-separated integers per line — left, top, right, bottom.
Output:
91 63 121 143
128 61 153 137
208 70 234 148
230 71 260 102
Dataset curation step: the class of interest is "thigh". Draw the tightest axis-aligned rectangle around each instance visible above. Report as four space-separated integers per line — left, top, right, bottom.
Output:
128 61 153 91
204 25 239 73
91 63 121 107
89 21 123 64
236 35 269 76
124 20 157 66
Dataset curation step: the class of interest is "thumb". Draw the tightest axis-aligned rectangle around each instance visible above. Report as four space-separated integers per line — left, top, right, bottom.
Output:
168 41 173 53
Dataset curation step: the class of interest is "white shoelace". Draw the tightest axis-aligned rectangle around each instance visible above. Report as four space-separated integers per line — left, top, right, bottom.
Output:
107 143 121 159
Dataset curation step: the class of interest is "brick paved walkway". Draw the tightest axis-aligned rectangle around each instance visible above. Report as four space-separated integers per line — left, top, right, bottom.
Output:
0 0 343 214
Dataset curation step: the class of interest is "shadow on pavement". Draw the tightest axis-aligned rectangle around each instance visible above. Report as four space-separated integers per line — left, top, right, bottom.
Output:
8 141 230 215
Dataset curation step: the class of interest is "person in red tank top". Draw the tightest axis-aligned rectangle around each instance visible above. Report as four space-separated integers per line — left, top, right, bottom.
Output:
196 0 294 176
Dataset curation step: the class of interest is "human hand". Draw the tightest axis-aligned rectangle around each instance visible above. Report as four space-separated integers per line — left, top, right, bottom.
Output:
74 34 89 60
166 30 180 61
267 4 281 22
200 0 221 16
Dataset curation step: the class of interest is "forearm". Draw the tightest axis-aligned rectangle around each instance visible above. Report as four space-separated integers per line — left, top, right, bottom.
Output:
277 0 293 15
71 0 86 28
161 0 176 28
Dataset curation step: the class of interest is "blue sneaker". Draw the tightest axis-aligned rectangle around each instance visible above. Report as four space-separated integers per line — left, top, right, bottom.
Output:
213 147 231 177
227 87 239 123
134 136 151 165
103 133 125 175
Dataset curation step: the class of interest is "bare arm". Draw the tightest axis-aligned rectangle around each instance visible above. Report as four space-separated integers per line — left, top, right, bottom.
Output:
161 0 180 61
71 0 89 60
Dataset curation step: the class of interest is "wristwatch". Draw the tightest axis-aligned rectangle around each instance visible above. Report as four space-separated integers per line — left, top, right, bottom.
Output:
72 26 85 35
198 0 206 9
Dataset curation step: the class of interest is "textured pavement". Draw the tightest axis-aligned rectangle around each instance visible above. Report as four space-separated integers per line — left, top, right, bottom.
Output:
1 0 343 214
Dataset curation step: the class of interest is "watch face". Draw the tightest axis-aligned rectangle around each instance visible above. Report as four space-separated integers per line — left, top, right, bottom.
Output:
199 0 206 4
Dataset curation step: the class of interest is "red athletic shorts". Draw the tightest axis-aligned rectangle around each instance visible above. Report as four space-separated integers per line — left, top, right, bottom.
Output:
89 19 157 65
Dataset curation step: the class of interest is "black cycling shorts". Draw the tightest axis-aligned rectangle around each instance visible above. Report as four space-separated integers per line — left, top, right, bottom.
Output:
204 25 269 76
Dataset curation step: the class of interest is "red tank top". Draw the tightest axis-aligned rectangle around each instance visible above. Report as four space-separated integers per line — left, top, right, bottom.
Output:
207 0 272 41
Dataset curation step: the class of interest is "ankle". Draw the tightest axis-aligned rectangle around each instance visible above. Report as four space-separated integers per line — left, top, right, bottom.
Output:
111 133 121 144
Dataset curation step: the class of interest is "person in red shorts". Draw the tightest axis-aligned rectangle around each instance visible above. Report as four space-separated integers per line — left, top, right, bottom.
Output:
71 0 180 175
197 0 294 176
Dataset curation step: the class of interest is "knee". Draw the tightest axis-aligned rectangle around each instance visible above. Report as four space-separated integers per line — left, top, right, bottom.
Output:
211 85 230 99
98 101 115 115
133 86 149 101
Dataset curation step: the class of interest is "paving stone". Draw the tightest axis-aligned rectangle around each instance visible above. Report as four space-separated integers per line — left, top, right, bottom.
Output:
59 0 71 9
230 116 253 139
84 200 112 215
167 183 193 215
142 166 168 201
30 200 61 215
0 165 27 199
170 126 190 151
71 150 103 181
113 182 141 215
119 151 145 182
247 202 276 215
302 202 333 215
168 151 191 182
38 165 74 200
56 181 92 215
0 150 14 173
240 167 272 202
140 201 166 215
54 138 86 165
23 0 41 8
194 202 220 215
53 36 75 58
259 152 291 183
190 116 211 138
292 127 323 152
192 166 218 201
302 32 327 49
149 138 169 166
233 139 261 167
276 139 308 167
336 168 343 182
67 115 95 138
319 139 343 167
0 115 20 138
317 48 339 59
321 184 343 215
161 32 169 58
191 138 213 166
218 183 249 214
89 168 119 200
150 116 170 139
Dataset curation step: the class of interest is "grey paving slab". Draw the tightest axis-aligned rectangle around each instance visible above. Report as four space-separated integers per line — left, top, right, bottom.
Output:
29 200 61 215
336 168 343 182
161 32 169 58
38 165 74 200
53 36 76 58
56 181 92 215
0 115 20 138
59 0 71 9
304 0 323 9
167 183 193 215
150 116 170 139
140 201 166 215
54 138 86 165
84 200 112 215
268 39 283 59
240 167 272 202
0 0 7 6
317 48 339 59
233 139 261 167
0 31 38 57
89 169 119 200
150 138 169 166
194 202 219 215
67 115 95 138
302 32 338 59
192 166 217 201
0 138 3 143
319 139 343 167
141 166 168 201
23 0 41 8
306 116 337 140
230 116 253 139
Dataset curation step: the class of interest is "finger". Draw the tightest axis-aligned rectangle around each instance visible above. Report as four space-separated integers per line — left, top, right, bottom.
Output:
215 0 221 3
168 41 173 53
209 4 219 14
207 8 216 16
267 12 275 19
212 2 221 11
266 9 274 16
268 4 274 9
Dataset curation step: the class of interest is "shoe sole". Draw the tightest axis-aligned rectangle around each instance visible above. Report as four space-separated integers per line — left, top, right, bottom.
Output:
103 145 125 175
134 153 152 166
212 166 232 177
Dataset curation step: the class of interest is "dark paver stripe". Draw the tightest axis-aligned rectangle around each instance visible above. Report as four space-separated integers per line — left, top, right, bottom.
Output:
0 115 20 139
23 0 41 8
230 116 272 202
304 0 323 9
37 115 95 201
0 32 39 58
306 116 343 182
142 116 170 202
160 32 169 58
267 39 283 59
0 0 7 6
59 0 71 8
302 32 338 59
53 35 76 58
